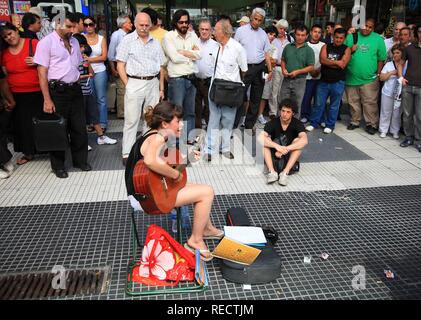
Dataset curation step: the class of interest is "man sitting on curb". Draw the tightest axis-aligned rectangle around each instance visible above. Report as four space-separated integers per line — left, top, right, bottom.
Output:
259 99 308 186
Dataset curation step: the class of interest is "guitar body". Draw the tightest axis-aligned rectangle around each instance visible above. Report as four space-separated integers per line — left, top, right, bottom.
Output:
132 148 187 215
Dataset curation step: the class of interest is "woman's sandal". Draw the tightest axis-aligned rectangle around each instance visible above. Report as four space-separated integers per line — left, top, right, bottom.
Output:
16 155 33 166
203 230 225 240
184 243 213 262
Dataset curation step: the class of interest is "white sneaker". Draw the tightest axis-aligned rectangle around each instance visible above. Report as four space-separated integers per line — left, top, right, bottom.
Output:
3 160 14 173
266 171 278 184
278 171 288 186
323 128 332 134
88 145 93 151
379 132 387 138
257 114 267 125
305 125 314 132
320 122 326 128
97 135 117 145
300 117 308 124
239 116 246 127
0 168 10 179
393 133 400 139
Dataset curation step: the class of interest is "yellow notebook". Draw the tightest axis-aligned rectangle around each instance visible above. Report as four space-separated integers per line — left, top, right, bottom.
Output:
212 237 262 265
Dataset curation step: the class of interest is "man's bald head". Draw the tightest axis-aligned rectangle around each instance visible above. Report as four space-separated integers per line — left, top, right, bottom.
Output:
135 12 151 25
394 22 406 40
135 12 151 37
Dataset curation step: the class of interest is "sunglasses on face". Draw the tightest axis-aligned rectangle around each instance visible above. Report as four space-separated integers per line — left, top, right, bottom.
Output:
84 23 95 27
177 21 189 25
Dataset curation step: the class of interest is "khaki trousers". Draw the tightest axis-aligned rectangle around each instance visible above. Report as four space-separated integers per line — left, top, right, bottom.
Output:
345 80 380 128
116 77 126 119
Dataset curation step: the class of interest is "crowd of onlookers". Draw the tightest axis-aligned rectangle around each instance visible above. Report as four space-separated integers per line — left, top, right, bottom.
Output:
0 6 420 182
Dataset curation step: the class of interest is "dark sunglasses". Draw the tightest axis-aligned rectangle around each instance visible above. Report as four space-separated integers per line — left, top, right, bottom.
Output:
84 23 95 27
177 21 189 25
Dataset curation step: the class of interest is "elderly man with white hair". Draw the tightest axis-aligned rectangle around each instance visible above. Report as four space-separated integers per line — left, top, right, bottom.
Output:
204 19 248 161
269 19 291 118
117 13 165 165
234 7 273 130
108 15 133 119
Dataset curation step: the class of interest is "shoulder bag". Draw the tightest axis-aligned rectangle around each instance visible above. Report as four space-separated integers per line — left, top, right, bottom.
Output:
209 47 245 108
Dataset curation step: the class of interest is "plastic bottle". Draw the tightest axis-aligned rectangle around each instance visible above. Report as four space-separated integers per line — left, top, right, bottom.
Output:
171 209 178 233
181 205 190 229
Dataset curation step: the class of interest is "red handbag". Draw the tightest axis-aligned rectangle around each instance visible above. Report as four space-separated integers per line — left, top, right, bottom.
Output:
131 224 196 286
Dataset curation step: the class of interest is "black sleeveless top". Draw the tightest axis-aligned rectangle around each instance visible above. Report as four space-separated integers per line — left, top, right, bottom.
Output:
125 130 158 197
321 43 348 83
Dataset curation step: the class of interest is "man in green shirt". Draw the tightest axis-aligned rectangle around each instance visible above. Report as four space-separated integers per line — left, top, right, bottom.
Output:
280 25 315 119
344 18 387 135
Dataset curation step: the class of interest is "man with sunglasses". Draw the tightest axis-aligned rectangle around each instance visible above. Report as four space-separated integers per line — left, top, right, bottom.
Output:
34 13 91 178
162 9 201 145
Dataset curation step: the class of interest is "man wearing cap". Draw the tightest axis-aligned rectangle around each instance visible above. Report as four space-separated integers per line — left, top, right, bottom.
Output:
234 8 273 130
270 19 291 118
237 16 250 27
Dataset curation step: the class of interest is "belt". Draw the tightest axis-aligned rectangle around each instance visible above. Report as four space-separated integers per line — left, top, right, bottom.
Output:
48 80 80 87
248 61 265 66
171 74 196 81
197 77 211 81
127 74 158 80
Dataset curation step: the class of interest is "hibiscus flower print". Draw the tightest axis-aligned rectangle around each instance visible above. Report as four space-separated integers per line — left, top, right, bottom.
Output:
138 239 175 280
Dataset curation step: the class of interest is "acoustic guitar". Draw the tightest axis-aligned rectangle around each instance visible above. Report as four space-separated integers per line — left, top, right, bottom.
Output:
132 136 203 215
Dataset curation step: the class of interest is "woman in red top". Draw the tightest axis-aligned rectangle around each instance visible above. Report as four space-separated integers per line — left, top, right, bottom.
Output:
1 22 43 165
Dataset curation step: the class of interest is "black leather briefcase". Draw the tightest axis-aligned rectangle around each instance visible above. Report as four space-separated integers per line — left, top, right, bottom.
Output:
32 113 68 152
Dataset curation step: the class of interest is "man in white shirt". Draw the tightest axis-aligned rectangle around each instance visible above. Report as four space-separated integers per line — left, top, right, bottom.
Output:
204 19 248 161
108 15 133 119
300 24 325 123
195 19 219 129
116 13 165 164
270 19 290 118
384 22 406 60
233 8 273 130
162 9 201 144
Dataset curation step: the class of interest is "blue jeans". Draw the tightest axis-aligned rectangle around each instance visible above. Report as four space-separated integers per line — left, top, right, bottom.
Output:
301 79 319 119
205 98 237 155
92 70 109 129
168 77 196 141
310 80 345 129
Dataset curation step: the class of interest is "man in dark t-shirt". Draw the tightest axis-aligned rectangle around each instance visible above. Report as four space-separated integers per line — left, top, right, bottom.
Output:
260 98 308 186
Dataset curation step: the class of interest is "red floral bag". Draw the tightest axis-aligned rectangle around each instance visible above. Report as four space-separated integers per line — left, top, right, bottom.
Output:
131 224 196 286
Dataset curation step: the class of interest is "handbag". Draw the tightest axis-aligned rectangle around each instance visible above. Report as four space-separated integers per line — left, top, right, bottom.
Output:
209 47 245 108
131 224 196 286
32 113 69 152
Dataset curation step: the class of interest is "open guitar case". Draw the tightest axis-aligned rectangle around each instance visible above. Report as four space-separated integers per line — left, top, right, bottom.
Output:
220 207 282 284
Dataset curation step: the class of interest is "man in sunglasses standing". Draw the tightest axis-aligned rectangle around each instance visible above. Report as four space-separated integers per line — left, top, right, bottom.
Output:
162 9 201 145
34 13 91 178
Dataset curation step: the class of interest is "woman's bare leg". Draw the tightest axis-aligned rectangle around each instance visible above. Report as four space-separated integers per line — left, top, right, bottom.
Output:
175 184 221 252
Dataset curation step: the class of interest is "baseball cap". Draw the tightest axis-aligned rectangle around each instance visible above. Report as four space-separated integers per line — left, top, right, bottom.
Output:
236 16 250 24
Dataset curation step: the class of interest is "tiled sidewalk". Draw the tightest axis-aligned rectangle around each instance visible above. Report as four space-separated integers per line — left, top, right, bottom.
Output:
0 116 420 300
